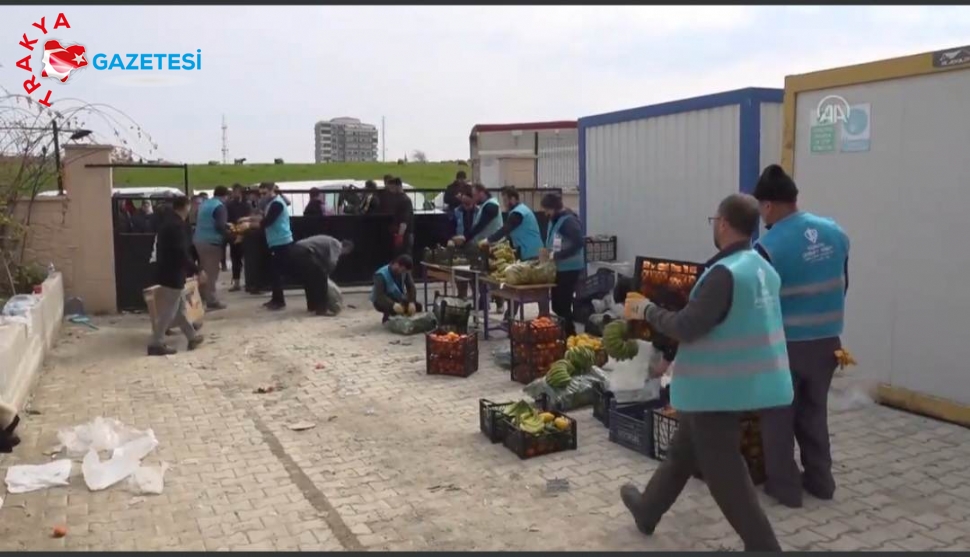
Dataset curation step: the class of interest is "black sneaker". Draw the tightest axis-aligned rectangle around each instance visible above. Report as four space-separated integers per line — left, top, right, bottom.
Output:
764 484 803 509
620 484 656 536
187 336 205 351
206 301 227 311
147 345 177 357
265 301 286 311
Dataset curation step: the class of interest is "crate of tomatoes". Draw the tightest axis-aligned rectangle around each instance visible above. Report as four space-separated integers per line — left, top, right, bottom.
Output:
510 316 566 384
652 406 766 484
426 329 479 377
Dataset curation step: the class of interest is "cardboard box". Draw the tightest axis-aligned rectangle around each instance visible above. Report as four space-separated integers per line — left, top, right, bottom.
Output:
143 278 205 330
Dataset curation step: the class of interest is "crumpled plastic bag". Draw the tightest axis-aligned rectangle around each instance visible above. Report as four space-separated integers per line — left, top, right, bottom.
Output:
128 462 169 495
326 279 344 315
384 312 437 336
4 459 72 493
57 417 148 458
524 369 609 412
602 340 664 403
492 346 512 369
81 429 159 491
1 294 39 317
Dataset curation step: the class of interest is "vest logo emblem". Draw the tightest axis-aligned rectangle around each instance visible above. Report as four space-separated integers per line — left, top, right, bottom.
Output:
804 228 819 244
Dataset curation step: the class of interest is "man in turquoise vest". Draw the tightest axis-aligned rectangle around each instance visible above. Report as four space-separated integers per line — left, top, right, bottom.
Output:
753 164 850 509
451 185 476 245
540 193 585 336
192 185 230 311
258 182 295 311
620 193 791 552
371 255 421 322
482 186 543 261
464 184 504 244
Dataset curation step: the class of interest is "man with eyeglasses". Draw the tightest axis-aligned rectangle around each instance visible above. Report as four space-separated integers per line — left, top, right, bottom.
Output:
752 164 850 509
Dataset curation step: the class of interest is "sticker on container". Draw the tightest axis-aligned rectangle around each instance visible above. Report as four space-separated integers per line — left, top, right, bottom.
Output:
840 103 871 153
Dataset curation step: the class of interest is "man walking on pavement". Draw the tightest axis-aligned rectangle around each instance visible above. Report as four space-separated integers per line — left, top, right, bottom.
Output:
620 193 792 552
290 235 354 315
225 184 251 292
259 181 295 311
193 185 230 310
386 177 414 256
752 164 850 508
149 196 205 356
540 193 585 337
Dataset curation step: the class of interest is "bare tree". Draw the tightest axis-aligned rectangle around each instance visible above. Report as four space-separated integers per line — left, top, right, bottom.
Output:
0 87 158 294
411 150 428 163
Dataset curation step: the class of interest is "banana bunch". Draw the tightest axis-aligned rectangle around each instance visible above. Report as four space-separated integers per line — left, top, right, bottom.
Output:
488 241 517 281
545 360 575 389
567 334 602 351
603 321 639 361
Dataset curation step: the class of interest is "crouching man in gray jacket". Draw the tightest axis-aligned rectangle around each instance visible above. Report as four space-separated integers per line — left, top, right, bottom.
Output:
290 235 353 316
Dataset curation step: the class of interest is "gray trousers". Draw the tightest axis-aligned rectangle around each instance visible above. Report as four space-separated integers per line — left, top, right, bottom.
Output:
193 241 224 305
761 337 840 503
150 286 197 347
637 412 780 551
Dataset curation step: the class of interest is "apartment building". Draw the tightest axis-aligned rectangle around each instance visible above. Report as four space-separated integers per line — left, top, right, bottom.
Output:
314 117 379 163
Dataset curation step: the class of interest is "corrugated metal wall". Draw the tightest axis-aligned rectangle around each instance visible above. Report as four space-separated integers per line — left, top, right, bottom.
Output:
792 69 970 404
759 102 784 171
537 130 579 189
584 105 741 264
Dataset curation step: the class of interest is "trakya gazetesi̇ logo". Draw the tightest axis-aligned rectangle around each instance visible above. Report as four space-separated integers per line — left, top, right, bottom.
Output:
14 11 201 107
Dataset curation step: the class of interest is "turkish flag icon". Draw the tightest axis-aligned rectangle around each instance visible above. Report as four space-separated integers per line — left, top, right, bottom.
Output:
41 40 88 83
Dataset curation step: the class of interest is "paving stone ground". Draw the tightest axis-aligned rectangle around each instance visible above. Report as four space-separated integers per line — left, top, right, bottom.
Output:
2 283 970 551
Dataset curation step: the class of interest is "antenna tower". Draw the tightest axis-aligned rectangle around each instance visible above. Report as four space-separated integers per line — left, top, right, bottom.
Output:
381 116 386 162
221 115 229 164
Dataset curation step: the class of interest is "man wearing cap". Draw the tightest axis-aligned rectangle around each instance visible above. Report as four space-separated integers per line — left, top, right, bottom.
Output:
752 164 850 509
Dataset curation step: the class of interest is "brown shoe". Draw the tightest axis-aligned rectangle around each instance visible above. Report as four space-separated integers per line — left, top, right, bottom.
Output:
187 336 205 351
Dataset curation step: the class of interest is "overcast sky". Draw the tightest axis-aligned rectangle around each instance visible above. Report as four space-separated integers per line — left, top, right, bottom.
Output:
2 5 969 164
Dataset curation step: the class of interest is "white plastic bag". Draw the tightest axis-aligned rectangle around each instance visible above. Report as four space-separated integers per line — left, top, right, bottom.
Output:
81 429 159 491
607 340 664 403
4 459 72 493
1 295 38 317
128 463 169 495
326 279 344 315
57 417 148 458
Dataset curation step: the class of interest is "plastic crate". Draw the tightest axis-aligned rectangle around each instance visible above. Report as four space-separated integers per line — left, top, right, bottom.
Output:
535 386 599 413
502 411 578 460
592 382 614 427
426 330 479 377
608 398 667 457
651 408 766 485
510 316 566 344
632 256 707 311
478 399 513 443
575 268 616 301
510 340 565 385
585 235 617 263
432 297 473 335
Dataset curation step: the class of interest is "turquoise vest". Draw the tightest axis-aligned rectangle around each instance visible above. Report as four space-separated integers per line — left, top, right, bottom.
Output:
471 197 504 243
193 197 224 245
756 211 849 341
671 250 794 412
264 196 293 248
545 212 585 272
508 204 543 260
370 265 406 303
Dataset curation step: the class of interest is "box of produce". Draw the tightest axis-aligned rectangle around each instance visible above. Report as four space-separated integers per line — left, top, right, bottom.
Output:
608 398 668 457
499 400 577 460
584 235 618 263
479 398 548 444
511 316 565 344
651 407 765 484
426 330 479 378
632 256 707 311
511 340 565 385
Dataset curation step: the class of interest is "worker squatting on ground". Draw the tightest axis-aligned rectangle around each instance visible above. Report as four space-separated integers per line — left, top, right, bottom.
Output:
259 181 295 311
540 192 585 337
752 165 850 509
192 185 230 311
620 193 793 552
290 234 354 316
371 254 422 322
148 196 205 356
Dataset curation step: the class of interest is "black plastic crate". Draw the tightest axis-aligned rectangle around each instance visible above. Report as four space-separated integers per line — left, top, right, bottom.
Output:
632 256 707 311
575 268 616 302
592 382 613 427
478 399 513 443
432 297 473 335
651 408 766 485
585 235 617 263
502 411 578 460
608 398 667 457
510 340 565 385
426 330 479 377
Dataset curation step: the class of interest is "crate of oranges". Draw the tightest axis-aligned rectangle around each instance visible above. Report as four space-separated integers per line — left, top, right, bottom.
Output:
426 329 479 377
509 316 566 384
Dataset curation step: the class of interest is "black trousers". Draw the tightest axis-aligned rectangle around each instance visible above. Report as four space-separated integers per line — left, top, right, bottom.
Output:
761 337 841 504
551 270 581 335
291 245 330 312
229 242 244 281
635 411 781 551
269 242 294 305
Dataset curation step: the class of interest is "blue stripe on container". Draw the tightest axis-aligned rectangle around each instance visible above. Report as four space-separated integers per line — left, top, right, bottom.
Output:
577 87 784 242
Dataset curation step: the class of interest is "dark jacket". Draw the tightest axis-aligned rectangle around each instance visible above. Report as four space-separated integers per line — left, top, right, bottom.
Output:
373 270 416 307
226 198 252 224
304 198 325 217
548 209 584 263
387 193 414 234
155 211 200 289
443 181 466 212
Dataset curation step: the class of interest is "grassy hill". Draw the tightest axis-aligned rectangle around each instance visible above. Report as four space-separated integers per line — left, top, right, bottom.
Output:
112 161 466 192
